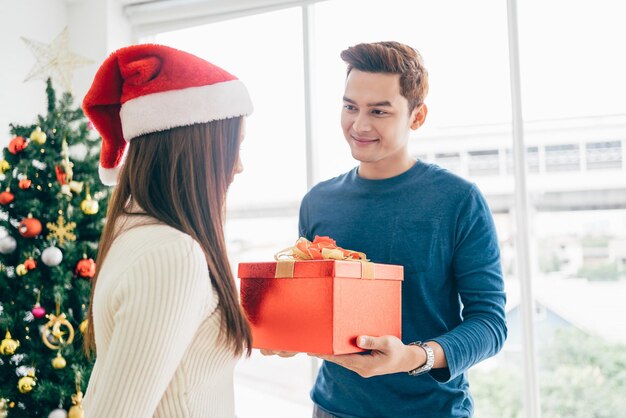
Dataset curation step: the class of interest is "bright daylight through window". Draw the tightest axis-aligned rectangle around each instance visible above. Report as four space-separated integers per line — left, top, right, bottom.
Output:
153 0 626 417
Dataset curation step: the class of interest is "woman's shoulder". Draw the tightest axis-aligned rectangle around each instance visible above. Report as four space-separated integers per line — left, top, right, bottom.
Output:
106 220 207 276
115 219 200 250
106 221 211 295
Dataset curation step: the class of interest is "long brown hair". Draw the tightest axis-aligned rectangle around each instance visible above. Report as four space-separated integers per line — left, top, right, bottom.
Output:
85 118 252 357
340 41 429 112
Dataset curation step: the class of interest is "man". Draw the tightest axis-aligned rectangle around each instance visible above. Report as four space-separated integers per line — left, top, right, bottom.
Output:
268 41 507 418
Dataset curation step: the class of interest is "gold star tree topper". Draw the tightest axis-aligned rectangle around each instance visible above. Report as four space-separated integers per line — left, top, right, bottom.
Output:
21 27 93 92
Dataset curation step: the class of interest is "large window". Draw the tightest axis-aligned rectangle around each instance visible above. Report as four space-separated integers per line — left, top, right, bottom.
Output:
514 1 626 417
155 7 312 417
142 0 626 416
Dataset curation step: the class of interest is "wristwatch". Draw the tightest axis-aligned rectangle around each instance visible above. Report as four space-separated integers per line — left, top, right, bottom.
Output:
407 341 435 376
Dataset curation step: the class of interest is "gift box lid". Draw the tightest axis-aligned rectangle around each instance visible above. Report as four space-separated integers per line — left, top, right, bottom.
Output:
238 260 403 281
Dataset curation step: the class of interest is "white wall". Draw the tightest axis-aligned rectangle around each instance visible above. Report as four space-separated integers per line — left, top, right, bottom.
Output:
0 0 134 145
0 0 68 140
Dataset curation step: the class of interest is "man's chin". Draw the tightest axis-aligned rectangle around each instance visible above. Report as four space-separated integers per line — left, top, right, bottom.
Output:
349 148 371 163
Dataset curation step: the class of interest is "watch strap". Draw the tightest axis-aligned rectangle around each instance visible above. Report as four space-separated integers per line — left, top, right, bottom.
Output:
407 341 434 376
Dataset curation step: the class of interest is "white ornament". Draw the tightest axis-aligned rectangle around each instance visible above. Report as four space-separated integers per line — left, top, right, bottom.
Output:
42 246 63 266
61 184 71 197
0 236 16 254
48 408 68 418
32 159 47 170
69 143 88 161
15 366 29 376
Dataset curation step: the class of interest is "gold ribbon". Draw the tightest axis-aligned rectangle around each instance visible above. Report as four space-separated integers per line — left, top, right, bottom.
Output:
361 260 375 280
275 260 295 278
274 236 374 279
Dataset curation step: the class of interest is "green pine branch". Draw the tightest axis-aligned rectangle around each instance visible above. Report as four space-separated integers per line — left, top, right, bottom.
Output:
0 78 107 416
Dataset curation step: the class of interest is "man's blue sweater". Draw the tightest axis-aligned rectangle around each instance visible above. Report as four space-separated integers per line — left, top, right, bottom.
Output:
299 161 507 418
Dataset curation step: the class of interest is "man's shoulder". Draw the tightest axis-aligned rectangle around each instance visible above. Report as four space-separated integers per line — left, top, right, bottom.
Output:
419 160 472 186
418 161 478 198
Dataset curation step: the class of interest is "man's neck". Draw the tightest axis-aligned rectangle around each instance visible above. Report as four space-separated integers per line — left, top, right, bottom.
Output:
357 157 416 180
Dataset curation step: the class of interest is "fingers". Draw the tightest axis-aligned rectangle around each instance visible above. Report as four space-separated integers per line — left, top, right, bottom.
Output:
277 351 297 357
356 335 391 351
357 336 373 349
259 349 298 357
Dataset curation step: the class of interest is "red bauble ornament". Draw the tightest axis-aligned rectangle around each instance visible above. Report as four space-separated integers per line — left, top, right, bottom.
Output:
31 303 46 319
18 178 32 189
76 255 96 278
24 257 37 270
0 189 14 205
8 136 28 154
18 214 42 238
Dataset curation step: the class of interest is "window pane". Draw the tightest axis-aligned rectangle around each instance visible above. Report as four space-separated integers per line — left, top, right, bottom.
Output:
586 141 622 170
154 8 310 418
544 144 580 172
468 149 500 176
517 1 626 417
314 2 522 417
518 1 626 120
313 0 512 181
154 8 307 209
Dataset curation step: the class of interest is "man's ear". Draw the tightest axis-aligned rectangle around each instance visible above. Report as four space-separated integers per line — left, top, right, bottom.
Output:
410 104 428 130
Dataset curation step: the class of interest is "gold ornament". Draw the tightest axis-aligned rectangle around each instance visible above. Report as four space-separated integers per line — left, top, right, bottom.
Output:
42 312 75 350
0 398 8 416
79 319 88 334
0 160 10 174
52 351 67 369
69 180 84 194
21 27 92 92
60 137 74 182
0 330 20 355
46 213 76 246
16 264 28 276
17 371 36 394
69 405 84 418
29 127 47 145
80 184 99 215
68 388 84 418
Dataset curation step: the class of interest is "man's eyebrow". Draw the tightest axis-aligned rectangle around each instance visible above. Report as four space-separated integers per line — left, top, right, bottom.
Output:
342 96 393 107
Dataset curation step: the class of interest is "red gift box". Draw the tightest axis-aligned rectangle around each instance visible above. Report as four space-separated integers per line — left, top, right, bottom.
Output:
238 259 403 354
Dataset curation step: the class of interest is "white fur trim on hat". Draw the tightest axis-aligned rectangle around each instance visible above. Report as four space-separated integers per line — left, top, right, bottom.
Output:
99 164 121 186
120 79 253 141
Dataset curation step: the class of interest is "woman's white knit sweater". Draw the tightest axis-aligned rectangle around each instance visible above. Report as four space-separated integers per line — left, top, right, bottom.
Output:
84 220 237 418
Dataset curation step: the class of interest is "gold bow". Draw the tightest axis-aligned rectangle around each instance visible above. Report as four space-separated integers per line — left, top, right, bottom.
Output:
275 236 367 261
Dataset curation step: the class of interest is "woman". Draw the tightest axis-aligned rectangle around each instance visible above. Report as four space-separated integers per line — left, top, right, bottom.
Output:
81 44 253 417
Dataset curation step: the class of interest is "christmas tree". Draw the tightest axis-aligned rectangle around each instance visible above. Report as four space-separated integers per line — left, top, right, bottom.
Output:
0 78 107 417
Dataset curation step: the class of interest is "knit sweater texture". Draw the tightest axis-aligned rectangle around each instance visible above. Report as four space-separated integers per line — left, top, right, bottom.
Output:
84 219 236 418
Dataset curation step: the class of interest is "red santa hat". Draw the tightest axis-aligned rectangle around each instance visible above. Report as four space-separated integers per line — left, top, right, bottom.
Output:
82 44 253 186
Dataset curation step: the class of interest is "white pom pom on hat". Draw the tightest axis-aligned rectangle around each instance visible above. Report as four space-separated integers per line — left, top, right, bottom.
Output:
82 44 253 186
